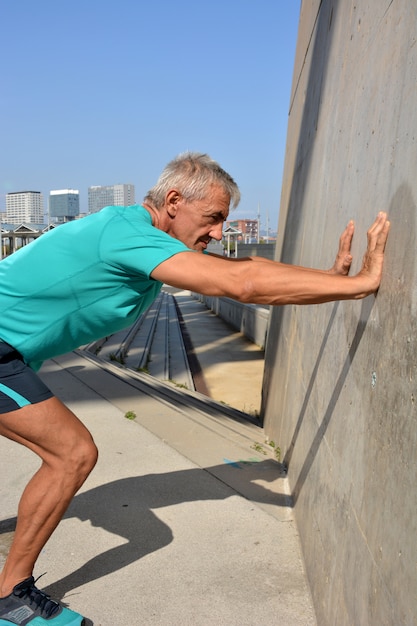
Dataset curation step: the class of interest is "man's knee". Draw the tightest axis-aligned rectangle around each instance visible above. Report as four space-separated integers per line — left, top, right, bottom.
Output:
50 431 98 486
67 434 98 478
1 397 99 482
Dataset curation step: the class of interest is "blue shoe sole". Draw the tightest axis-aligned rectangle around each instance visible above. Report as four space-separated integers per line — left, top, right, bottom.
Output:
0 608 84 625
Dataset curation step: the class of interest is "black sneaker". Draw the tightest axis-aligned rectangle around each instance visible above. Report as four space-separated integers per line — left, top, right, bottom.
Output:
0 576 84 625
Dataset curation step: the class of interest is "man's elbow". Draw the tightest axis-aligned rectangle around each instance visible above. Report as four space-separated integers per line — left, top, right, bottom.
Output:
228 279 258 303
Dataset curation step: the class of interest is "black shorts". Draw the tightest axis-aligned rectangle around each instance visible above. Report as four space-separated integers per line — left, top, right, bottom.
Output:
0 341 54 413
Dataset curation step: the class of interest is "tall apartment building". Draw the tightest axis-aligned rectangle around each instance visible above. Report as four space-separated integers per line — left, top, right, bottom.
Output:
226 219 259 243
6 191 44 224
88 183 135 214
49 189 80 224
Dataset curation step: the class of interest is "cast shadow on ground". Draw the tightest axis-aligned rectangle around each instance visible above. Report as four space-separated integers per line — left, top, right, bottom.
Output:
0 459 287 606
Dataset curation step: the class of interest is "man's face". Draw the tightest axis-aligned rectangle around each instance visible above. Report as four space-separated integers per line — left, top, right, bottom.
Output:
166 184 230 252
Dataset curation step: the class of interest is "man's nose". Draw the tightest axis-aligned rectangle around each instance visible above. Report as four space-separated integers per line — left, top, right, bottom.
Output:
210 222 224 241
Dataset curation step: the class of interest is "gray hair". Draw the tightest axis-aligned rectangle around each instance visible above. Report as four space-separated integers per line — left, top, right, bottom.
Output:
144 152 241 210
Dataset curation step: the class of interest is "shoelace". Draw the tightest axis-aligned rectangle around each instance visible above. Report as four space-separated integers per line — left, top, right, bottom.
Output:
14 576 60 618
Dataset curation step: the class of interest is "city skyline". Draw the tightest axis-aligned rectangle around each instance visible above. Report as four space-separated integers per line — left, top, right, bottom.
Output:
1 181 278 232
0 166 286 232
1 1 301 230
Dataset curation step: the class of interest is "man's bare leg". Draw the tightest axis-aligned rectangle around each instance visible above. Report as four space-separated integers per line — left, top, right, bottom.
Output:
0 396 98 597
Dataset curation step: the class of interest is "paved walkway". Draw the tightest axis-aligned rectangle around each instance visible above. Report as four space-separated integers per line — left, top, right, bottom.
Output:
0 301 316 626
167 289 265 415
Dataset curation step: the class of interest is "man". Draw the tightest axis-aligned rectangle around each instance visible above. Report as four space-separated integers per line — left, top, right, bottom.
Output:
0 152 390 625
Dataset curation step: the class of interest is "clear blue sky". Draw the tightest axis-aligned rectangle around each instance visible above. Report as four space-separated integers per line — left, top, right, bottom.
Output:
0 0 300 229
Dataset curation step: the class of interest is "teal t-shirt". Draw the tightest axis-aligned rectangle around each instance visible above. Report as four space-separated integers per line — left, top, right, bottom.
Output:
0 205 190 369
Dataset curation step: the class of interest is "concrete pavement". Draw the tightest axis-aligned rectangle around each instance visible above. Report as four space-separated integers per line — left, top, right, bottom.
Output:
169 289 265 416
0 320 316 625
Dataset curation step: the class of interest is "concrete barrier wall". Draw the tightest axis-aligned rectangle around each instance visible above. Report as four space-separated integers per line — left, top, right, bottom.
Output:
207 242 276 260
193 294 269 349
262 1 417 624
236 243 276 260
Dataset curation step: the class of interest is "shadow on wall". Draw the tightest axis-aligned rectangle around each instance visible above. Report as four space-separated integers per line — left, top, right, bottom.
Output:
284 296 375 505
375 183 416 339
268 182 415 505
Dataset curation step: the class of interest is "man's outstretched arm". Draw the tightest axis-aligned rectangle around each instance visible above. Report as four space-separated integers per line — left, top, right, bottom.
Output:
151 212 390 306
212 218 355 276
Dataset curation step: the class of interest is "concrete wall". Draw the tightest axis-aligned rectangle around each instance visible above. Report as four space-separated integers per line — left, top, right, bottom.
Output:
193 294 270 349
207 241 276 260
236 243 276 261
262 1 417 624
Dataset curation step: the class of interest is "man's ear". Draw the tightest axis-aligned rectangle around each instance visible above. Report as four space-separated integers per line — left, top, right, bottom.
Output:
165 189 182 218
